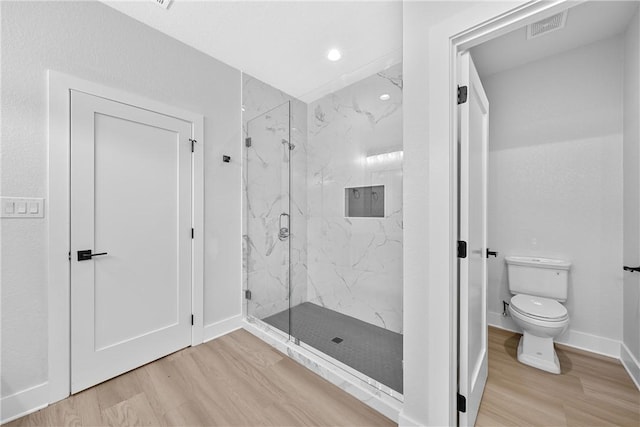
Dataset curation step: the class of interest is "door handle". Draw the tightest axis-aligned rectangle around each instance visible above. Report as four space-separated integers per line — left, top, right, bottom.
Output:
486 249 498 258
623 266 640 273
77 250 108 261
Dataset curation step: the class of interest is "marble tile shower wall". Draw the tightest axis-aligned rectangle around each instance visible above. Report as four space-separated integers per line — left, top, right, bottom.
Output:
242 74 308 320
306 64 403 333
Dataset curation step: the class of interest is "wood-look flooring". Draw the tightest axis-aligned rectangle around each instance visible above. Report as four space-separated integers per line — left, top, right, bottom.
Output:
477 327 640 426
6 327 639 426
5 329 394 427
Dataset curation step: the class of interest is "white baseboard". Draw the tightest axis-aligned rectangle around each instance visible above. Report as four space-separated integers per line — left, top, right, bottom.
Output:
203 314 243 343
397 411 424 426
620 342 640 391
487 311 520 333
488 311 621 358
0 382 48 424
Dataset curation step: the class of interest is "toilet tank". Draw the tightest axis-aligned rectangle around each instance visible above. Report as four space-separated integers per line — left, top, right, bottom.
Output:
506 256 571 301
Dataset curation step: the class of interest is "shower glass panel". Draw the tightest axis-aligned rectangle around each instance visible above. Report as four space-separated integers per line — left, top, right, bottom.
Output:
245 102 291 329
242 63 403 399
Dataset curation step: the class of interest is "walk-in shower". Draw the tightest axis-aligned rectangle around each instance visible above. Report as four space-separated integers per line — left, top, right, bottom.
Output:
243 65 403 397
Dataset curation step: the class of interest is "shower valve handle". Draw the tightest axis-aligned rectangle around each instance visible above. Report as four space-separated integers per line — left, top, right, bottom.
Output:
278 213 290 241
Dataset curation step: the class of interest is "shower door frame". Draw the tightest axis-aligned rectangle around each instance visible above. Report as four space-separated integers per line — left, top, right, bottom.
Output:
244 101 293 332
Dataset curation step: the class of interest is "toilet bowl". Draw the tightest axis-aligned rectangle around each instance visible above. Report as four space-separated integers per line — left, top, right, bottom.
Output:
509 293 569 374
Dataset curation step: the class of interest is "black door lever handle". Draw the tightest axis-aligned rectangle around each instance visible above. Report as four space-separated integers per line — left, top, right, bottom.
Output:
77 250 108 261
486 249 498 258
623 266 640 273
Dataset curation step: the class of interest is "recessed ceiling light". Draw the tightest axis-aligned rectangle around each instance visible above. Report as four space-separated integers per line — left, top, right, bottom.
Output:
379 94 391 101
327 49 342 61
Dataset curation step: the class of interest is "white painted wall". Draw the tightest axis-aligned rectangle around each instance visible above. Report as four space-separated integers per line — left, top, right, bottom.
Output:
483 36 625 349
0 0 241 409
623 6 640 384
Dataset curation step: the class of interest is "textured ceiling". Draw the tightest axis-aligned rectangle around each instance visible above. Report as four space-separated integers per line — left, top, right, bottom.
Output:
101 0 404 102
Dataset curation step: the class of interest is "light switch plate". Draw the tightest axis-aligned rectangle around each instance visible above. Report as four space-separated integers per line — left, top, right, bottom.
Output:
1 197 45 218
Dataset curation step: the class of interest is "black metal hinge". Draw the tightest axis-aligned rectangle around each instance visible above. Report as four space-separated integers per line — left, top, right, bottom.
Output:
457 393 467 413
457 85 468 104
244 289 252 300
191 228 194 239
245 137 252 148
457 240 467 258
189 138 197 152
191 314 194 326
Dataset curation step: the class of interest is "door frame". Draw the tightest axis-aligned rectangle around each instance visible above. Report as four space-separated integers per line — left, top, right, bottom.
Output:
47 70 204 404
423 0 580 424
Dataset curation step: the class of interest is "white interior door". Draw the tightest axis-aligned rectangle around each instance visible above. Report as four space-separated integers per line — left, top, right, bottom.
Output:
458 51 489 427
70 90 193 393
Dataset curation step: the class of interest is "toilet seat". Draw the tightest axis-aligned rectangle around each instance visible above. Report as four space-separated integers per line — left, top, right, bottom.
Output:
510 294 568 322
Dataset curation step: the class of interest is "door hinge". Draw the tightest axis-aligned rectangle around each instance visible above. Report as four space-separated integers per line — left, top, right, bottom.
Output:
191 314 194 325
191 228 194 239
68 251 71 261
245 137 252 148
457 240 467 258
244 289 252 300
189 138 197 152
457 393 467 413
457 85 468 104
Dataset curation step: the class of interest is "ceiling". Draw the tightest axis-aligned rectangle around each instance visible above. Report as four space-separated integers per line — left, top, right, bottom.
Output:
101 0 405 102
471 0 639 78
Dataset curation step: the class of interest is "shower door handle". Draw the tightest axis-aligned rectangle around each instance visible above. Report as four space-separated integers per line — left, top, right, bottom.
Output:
279 213 290 241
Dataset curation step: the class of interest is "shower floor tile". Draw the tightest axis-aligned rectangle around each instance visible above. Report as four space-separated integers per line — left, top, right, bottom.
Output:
262 302 403 394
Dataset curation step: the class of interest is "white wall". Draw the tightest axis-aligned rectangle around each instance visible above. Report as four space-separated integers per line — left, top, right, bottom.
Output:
623 6 640 386
1 0 241 410
483 36 625 351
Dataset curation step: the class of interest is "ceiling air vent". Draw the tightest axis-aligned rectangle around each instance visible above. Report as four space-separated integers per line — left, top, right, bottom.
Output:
527 10 568 40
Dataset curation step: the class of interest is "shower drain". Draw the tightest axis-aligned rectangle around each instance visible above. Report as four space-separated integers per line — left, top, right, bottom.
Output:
331 337 344 344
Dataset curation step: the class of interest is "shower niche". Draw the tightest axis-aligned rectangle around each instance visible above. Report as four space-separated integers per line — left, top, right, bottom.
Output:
345 185 385 218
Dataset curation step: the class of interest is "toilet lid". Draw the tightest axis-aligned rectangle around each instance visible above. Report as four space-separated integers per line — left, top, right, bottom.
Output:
510 294 568 321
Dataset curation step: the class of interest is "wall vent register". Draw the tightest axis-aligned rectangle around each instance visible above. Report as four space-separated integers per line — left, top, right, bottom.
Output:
345 185 384 218
527 10 568 39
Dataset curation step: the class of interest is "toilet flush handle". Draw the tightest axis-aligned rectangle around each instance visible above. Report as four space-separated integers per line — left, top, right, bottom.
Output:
623 265 640 273
486 248 498 258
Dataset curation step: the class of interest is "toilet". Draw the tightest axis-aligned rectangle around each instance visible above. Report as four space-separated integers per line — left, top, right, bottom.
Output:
506 256 571 374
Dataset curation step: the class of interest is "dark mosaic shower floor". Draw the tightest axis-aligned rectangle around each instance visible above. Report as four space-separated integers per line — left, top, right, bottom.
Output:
262 302 403 393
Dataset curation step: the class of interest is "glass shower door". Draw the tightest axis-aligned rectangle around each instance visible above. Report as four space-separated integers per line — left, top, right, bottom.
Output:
245 102 291 333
